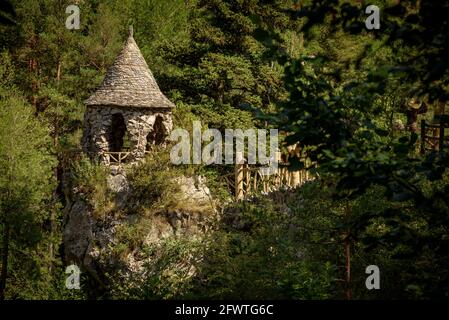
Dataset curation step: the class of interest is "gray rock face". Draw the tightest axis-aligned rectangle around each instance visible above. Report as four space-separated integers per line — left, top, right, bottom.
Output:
107 169 129 207
176 176 213 208
63 199 94 265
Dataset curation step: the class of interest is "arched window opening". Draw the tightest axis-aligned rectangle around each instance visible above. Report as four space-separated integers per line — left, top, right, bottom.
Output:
109 113 127 152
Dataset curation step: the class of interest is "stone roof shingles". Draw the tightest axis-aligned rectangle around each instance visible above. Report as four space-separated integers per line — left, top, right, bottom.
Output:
85 27 175 109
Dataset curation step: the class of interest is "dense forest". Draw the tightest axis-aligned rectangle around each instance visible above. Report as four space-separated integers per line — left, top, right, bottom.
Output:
0 0 448 300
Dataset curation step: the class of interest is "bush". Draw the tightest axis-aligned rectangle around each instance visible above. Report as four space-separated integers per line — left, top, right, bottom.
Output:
188 196 337 299
125 149 182 216
109 237 202 300
70 157 114 219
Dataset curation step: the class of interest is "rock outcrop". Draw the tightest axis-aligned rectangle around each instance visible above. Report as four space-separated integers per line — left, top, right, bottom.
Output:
63 168 216 290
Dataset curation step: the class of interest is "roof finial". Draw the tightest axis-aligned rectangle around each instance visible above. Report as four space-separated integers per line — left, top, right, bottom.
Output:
129 25 133 38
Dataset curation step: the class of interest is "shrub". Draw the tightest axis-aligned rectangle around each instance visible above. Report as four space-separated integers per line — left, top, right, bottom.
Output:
70 156 115 219
125 149 182 216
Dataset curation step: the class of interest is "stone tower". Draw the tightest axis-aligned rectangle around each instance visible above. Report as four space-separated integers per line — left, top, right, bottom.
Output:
82 26 175 164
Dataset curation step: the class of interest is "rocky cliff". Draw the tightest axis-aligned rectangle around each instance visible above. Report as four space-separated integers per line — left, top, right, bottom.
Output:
62 164 217 293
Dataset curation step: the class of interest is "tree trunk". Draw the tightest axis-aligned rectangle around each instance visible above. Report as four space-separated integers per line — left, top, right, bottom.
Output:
345 235 351 300
0 222 10 300
344 202 352 300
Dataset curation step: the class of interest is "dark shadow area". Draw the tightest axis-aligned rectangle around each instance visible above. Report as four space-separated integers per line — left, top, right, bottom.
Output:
109 113 127 152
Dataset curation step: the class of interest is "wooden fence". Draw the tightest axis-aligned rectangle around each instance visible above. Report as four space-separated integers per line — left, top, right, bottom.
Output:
221 151 312 200
420 119 449 153
103 150 312 200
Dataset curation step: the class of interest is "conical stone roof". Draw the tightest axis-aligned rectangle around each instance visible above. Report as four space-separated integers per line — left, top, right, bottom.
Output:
85 27 175 109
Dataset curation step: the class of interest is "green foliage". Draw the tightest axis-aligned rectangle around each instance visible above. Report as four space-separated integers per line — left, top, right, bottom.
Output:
126 150 182 215
111 237 203 299
186 196 336 299
1 0 448 300
112 217 155 259
70 157 113 219
0 88 59 299
267 0 449 298
158 0 299 131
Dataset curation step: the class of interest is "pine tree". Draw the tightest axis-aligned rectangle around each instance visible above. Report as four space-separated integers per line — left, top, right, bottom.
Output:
0 79 57 299
156 0 300 130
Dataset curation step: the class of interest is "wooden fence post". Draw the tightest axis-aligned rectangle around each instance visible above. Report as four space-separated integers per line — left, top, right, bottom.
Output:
235 151 244 200
420 119 426 154
291 171 300 187
253 171 258 193
245 165 251 195
276 151 282 188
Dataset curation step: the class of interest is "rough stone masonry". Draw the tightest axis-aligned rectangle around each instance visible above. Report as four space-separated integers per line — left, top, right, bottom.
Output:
82 26 175 164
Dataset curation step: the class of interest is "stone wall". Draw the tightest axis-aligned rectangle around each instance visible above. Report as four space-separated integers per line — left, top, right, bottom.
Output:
82 106 173 164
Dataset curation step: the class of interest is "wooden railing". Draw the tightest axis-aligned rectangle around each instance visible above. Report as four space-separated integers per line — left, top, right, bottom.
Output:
104 151 131 164
420 119 449 153
222 161 312 201
102 149 312 200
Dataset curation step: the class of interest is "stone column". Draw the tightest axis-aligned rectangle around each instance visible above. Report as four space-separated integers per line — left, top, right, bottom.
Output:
124 110 155 162
92 108 112 164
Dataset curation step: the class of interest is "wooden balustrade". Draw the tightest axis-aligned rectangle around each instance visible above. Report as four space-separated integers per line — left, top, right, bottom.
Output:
224 161 312 201
104 151 131 164
99 150 312 200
